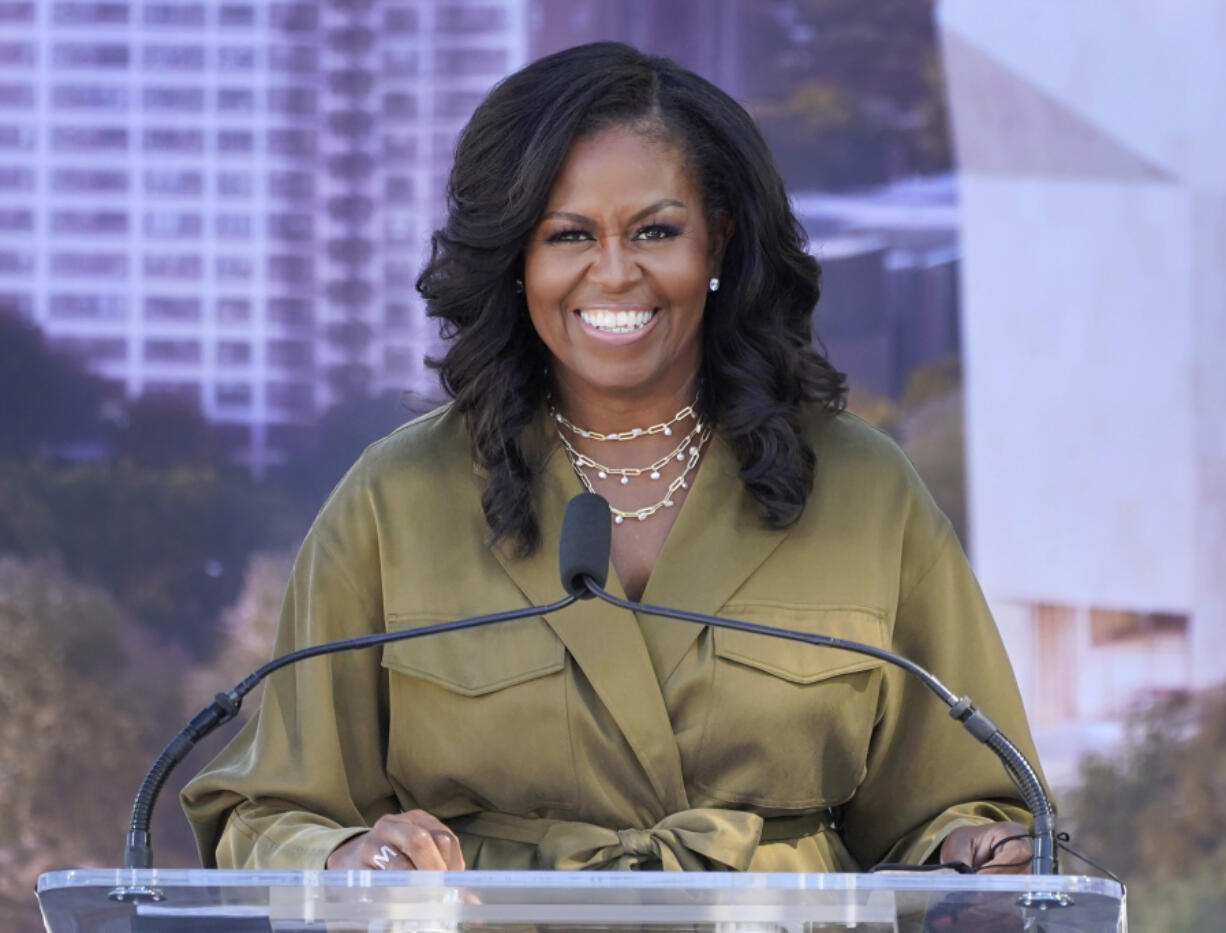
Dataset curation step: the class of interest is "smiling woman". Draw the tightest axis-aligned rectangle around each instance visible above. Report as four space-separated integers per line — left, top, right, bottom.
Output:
182 42 1044 879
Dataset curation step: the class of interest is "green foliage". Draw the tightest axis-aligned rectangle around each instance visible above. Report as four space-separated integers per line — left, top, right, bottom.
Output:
742 0 952 189
1061 689 1226 931
0 307 110 457
0 558 190 930
0 459 299 658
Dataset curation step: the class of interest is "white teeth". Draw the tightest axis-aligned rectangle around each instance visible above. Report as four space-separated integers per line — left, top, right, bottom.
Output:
579 309 654 333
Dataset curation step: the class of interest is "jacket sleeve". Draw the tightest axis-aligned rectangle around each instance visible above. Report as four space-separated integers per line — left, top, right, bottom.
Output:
838 513 1044 868
180 466 403 869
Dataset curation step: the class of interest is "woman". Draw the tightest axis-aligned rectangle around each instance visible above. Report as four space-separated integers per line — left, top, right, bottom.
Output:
183 42 1040 875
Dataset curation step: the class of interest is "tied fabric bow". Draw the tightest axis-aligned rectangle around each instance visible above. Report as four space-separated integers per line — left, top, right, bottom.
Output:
537 808 766 871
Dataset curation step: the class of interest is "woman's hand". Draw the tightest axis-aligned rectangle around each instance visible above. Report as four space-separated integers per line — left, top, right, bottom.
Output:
326 809 466 870
939 821 1033 874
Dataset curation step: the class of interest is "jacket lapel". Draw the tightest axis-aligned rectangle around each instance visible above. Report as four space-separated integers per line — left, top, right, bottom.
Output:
637 431 791 683
490 442 689 815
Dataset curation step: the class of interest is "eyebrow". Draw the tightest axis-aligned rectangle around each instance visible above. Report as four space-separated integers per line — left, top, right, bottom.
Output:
541 199 686 227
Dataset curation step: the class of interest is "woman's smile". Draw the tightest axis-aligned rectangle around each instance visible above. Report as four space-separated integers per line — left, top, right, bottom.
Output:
575 305 660 340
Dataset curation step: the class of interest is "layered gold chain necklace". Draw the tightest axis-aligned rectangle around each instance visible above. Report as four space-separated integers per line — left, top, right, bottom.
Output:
551 394 711 524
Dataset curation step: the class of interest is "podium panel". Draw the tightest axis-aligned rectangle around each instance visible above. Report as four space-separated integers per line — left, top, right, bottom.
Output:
37 869 1125 932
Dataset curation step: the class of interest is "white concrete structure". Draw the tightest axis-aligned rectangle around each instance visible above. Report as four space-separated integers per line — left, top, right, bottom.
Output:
938 1 1226 784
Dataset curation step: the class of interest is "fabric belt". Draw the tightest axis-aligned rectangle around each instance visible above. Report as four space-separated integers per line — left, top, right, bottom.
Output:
448 808 834 871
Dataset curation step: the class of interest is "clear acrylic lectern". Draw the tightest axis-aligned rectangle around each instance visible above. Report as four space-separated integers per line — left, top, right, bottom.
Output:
37 869 1125 932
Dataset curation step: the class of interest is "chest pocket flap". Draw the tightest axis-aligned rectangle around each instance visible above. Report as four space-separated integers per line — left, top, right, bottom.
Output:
714 603 888 682
381 613 565 696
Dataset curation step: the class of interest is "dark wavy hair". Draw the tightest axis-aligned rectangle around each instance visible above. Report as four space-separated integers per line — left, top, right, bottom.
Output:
417 42 847 555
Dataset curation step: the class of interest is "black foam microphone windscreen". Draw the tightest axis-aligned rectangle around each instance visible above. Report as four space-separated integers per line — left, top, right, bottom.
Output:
558 493 612 597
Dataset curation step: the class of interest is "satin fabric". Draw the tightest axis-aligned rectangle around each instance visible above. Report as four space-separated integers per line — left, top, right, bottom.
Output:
182 404 1043 871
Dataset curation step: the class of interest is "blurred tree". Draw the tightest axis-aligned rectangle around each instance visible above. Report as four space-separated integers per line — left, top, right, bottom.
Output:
741 0 952 189
0 558 190 930
277 390 435 508
110 393 232 469
0 462 298 658
1061 689 1226 930
0 307 109 458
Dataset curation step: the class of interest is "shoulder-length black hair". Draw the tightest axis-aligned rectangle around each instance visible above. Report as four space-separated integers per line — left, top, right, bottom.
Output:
417 42 846 555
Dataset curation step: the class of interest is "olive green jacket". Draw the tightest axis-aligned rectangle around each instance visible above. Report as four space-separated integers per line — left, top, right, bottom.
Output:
181 404 1041 872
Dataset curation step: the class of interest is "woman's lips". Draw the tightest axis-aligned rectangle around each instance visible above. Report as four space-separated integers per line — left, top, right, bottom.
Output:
574 306 660 343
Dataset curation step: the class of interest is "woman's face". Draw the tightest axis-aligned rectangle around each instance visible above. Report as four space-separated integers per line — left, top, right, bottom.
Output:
523 126 725 408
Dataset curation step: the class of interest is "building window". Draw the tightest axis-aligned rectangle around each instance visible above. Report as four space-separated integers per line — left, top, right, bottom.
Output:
268 171 313 198
53 126 127 151
382 49 418 76
0 83 33 107
218 46 256 71
143 211 202 238
53 43 129 69
143 86 204 111
144 381 201 403
219 4 255 27
144 170 203 196
0 125 35 149
52 85 128 110
217 340 251 365
143 128 203 153
216 213 251 238
382 92 416 119
0 209 33 231
268 45 316 73
384 176 414 203
144 3 204 27
0 249 33 273
52 210 127 235
433 48 508 76
436 5 506 34
267 297 312 325
217 172 253 197
50 252 128 278
381 133 415 158
49 292 127 320
218 87 255 112
52 169 127 193
0 167 34 190
0 3 35 23
143 45 205 70
267 339 312 368
1090 609 1189 645
384 260 415 287
53 336 127 362
267 255 312 283
268 87 316 116
271 4 317 31
268 128 315 156
0 42 35 66
145 296 202 322
435 90 484 119
143 254 202 279
216 382 251 406
216 256 252 280
383 7 417 33
268 213 312 241
218 129 254 153
217 297 251 323
52 4 128 25
385 303 413 331
384 213 413 243
267 381 314 414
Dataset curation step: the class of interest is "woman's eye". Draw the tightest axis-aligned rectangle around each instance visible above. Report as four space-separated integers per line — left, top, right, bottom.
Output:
634 224 680 241
545 228 591 243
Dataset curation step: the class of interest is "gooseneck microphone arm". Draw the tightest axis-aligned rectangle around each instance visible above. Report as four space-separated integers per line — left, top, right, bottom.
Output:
564 494 1057 876
119 593 580 876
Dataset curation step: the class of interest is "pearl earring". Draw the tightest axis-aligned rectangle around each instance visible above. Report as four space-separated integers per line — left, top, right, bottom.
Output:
708 278 720 293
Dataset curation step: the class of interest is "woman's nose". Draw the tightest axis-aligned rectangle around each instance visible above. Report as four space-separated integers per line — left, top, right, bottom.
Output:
586 239 641 290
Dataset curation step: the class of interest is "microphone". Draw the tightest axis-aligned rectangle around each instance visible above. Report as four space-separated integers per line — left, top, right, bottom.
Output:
558 492 611 597
112 519 595 899
565 493 1060 880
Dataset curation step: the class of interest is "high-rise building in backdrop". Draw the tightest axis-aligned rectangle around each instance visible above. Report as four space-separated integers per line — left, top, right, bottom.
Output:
0 1 526 471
